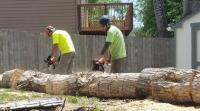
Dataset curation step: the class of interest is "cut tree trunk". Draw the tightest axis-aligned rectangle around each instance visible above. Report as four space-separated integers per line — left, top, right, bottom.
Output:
183 0 200 17
1 68 200 104
1 69 24 88
78 72 141 98
153 0 171 37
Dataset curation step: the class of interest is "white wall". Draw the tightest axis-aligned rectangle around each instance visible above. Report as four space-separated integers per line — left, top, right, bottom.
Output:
176 12 200 69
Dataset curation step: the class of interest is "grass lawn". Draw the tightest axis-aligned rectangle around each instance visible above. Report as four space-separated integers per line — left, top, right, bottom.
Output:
0 88 101 110
1 88 200 111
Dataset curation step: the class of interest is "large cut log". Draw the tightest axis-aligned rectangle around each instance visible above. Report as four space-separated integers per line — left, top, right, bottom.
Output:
17 70 51 93
77 72 141 98
191 72 200 103
142 68 197 104
1 68 200 104
135 67 191 99
17 70 77 95
141 67 192 82
152 81 192 103
1 69 24 88
46 74 77 95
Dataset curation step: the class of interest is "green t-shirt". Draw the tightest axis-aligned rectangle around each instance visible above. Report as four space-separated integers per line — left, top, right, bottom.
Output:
106 25 126 60
52 30 75 54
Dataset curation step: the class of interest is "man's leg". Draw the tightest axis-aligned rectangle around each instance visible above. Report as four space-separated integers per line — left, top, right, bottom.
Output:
111 57 126 73
54 52 75 74
65 52 75 74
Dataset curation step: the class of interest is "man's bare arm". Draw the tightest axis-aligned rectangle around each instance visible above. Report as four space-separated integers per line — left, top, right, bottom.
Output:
51 44 59 62
100 42 111 55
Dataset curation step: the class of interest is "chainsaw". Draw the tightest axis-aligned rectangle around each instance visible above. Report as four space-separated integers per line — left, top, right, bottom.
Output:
92 57 109 72
44 55 56 70
44 55 61 70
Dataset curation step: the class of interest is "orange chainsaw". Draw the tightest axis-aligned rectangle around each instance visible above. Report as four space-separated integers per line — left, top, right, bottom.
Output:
92 57 108 72
44 55 60 70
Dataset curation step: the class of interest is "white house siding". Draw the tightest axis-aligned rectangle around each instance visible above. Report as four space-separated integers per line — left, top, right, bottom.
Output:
197 30 200 62
195 30 200 70
176 12 200 69
0 0 77 34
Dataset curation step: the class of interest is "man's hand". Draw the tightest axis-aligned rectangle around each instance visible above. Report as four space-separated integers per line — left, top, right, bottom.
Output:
95 55 109 65
44 55 55 68
50 56 56 64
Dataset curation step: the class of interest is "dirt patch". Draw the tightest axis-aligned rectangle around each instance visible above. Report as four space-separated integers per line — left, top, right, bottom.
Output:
1 89 200 111
64 99 200 111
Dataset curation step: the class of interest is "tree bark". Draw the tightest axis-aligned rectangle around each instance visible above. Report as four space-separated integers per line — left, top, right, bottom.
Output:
153 0 171 37
183 0 200 17
1 68 200 104
183 0 190 16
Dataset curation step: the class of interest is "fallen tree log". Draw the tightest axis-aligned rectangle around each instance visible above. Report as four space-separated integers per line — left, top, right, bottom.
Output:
17 70 51 93
16 70 77 95
1 68 200 104
46 74 77 95
78 72 141 98
1 69 24 88
0 97 63 110
142 68 197 104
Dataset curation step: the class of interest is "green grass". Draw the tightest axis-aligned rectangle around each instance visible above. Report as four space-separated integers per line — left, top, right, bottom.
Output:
59 95 101 110
0 88 50 102
1 88 198 111
0 88 101 110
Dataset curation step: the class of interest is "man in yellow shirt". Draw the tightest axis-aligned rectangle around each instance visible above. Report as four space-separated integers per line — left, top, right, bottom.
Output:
98 15 127 73
44 26 75 74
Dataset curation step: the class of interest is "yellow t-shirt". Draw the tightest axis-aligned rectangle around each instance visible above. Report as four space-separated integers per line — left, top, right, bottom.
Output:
106 25 126 60
52 30 75 54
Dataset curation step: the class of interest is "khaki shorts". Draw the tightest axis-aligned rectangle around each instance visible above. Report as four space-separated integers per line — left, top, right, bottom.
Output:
111 57 126 73
54 52 75 74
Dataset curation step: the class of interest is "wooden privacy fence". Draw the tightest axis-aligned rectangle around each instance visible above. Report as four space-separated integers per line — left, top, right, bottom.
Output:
0 29 175 73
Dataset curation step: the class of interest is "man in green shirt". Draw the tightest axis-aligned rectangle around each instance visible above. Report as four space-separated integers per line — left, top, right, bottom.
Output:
44 26 75 74
98 15 127 73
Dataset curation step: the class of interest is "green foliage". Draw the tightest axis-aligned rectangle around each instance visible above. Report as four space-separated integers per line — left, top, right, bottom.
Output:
88 0 121 3
133 0 183 37
62 95 100 108
96 0 121 3
67 96 79 104
64 95 101 110
87 0 123 22
0 88 101 110
130 27 158 37
0 88 49 102
132 0 158 37
141 0 158 37
88 8 105 20
88 0 98 3
165 0 183 23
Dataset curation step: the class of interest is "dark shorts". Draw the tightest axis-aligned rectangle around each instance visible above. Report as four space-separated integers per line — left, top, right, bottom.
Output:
54 52 75 74
111 57 126 73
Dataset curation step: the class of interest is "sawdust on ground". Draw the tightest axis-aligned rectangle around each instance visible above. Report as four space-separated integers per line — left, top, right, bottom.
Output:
64 98 200 111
